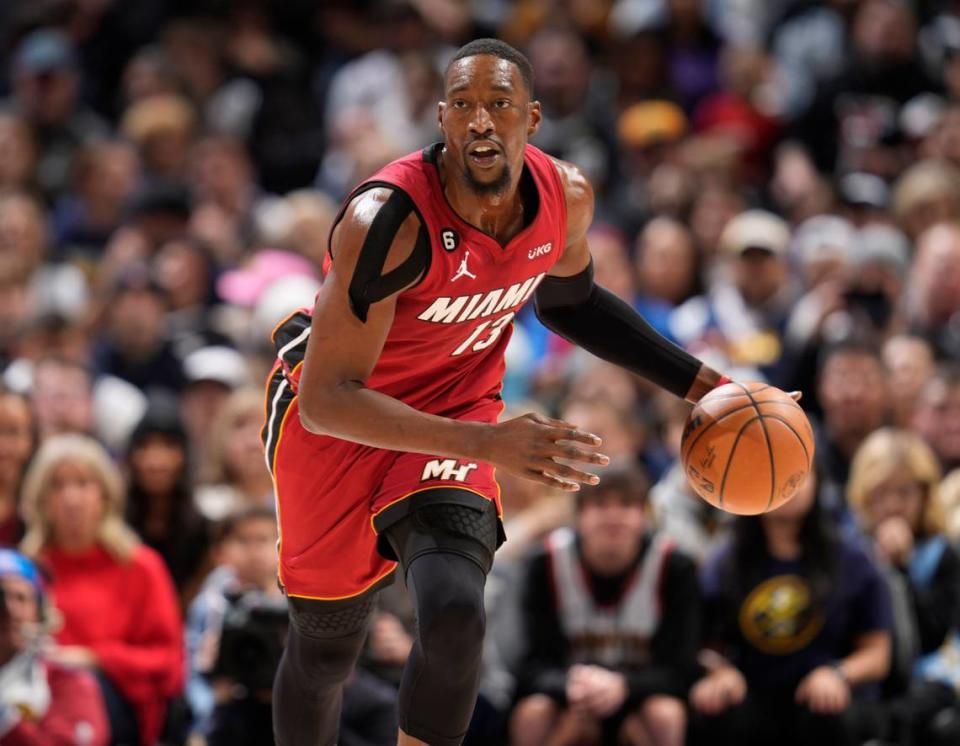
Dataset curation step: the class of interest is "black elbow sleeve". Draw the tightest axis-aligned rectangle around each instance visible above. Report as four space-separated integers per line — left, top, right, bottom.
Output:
534 263 701 399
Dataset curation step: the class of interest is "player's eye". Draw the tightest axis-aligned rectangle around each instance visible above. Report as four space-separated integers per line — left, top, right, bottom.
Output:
495 99 511 109
452 99 468 109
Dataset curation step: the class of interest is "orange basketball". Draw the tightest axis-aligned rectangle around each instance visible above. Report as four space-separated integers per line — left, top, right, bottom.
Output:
681 382 815 515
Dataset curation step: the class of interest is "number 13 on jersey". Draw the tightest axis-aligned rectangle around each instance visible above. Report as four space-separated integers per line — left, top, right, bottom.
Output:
452 312 515 356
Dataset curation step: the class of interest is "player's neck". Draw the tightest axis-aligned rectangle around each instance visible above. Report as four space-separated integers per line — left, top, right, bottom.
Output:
439 152 524 245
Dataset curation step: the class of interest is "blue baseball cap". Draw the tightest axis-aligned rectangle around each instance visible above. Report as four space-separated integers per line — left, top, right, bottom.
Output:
0 549 44 599
14 30 77 76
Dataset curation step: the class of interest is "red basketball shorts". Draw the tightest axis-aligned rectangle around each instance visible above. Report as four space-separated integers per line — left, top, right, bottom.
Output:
262 371 504 601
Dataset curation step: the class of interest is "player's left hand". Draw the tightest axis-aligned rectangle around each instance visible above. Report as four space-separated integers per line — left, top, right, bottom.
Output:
795 665 849 714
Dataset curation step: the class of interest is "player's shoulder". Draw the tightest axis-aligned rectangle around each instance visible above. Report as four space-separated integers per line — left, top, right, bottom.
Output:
333 186 424 269
546 155 594 242
546 155 593 207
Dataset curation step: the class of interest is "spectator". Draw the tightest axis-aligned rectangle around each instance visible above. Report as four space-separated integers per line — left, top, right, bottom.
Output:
185 506 283 745
124 402 211 603
31 356 95 442
892 162 960 241
690 469 893 746
92 268 186 397
19 434 184 746
847 428 960 745
50 139 140 262
178 345 250 477
883 334 936 429
793 0 936 177
527 25 616 190
911 365 960 474
670 209 798 383
0 385 33 547
196 388 274 522
940 467 960 544
120 94 196 186
0 113 36 192
187 135 263 264
152 238 227 355
813 340 891 515
905 222 960 359
0 548 109 745
510 466 699 746
634 217 702 337
4 30 109 199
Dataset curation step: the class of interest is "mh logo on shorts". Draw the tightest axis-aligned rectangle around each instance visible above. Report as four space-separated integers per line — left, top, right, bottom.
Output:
421 459 478 483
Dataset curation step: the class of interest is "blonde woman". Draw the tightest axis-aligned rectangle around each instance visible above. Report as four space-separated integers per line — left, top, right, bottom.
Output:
847 428 960 744
939 468 960 543
20 433 183 746
195 388 274 521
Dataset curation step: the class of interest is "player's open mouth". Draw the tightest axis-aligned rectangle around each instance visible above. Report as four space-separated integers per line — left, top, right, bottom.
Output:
467 143 501 168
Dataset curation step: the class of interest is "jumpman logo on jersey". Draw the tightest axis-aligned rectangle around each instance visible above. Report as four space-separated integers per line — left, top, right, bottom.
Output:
451 251 477 282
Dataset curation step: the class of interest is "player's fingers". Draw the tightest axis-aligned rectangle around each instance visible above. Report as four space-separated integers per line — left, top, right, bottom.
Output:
547 443 611 465
541 414 579 429
524 468 580 491
788 390 803 402
540 459 600 486
548 425 603 446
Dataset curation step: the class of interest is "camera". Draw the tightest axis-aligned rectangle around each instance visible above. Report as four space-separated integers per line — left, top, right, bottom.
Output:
212 590 288 694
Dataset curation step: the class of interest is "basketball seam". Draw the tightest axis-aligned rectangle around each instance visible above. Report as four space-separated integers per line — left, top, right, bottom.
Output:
718 415 759 509
759 413 812 468
732 382 776 512
682 400 798 464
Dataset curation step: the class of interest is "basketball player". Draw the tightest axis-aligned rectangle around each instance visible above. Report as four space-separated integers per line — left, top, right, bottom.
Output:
265 39 729 746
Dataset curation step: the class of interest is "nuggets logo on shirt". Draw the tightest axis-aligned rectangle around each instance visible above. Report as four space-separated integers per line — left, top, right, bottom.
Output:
738 575 824 654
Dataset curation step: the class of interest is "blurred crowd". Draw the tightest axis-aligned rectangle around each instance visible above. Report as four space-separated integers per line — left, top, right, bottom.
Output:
1 0 960 744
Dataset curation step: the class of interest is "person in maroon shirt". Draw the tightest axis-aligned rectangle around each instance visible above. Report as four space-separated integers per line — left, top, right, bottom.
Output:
0 548 109 746
19 434 184 746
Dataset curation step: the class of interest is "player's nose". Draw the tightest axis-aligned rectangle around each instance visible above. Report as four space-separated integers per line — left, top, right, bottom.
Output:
468 104 494 135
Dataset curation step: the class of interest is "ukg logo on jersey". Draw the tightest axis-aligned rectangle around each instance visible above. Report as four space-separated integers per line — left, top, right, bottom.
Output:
528 242 552 259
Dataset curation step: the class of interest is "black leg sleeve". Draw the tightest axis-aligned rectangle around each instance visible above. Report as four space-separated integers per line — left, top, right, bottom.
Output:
272 595 376 746
534 263 702 400
382 501 498 746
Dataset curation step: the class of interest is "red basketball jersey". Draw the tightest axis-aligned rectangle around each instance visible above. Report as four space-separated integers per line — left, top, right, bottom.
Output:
302 143 567 421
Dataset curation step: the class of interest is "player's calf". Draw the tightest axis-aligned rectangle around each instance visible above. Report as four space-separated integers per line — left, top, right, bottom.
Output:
272 595 375 746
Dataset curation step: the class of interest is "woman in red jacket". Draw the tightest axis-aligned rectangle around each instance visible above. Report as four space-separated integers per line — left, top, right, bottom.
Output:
19 433 184 746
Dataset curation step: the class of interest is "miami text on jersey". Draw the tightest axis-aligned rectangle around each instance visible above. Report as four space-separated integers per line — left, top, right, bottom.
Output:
416 273 546 325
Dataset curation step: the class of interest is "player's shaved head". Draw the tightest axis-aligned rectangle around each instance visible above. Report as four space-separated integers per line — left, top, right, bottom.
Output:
446 38 534 95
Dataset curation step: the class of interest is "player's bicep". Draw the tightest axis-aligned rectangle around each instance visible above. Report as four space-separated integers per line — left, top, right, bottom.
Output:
301 189 425 390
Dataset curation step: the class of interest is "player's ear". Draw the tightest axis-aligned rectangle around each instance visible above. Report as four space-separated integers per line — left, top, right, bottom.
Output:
527 100 542 137
437 101 446 133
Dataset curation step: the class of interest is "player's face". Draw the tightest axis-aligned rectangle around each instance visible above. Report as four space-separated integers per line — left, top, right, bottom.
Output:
439 55 541 195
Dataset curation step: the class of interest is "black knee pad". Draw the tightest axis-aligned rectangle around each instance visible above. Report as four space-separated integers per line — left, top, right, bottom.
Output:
287 594 375 640
382 496 501 575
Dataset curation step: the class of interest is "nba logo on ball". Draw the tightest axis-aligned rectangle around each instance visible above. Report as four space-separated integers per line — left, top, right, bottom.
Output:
681 382 815 515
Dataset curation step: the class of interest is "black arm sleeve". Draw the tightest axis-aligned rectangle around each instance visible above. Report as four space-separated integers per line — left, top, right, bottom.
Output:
534 261 702 400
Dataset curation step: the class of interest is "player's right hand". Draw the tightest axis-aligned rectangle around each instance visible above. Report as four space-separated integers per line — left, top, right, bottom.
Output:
478 412 609 491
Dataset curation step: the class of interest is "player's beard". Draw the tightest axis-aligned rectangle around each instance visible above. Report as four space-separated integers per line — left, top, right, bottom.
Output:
463 161 512 196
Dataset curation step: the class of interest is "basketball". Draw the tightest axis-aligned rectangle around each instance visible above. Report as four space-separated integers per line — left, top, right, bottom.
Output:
681 382 815 515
